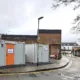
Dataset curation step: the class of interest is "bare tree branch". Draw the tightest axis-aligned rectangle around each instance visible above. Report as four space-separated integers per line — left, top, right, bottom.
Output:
73 15 80 23
72 22 80 34
52 0 80 33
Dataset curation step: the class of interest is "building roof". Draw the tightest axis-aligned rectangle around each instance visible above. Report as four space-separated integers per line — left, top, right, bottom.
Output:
39 29 61 34
2 35 37 40
73 47 80 51
1 29 61 40
61 42 79 46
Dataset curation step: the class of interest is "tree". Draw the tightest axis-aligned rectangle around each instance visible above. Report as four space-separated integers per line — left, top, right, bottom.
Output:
52 0 80 33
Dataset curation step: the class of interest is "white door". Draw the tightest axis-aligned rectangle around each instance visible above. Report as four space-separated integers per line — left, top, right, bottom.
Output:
38 46 43 62
42 45 49 62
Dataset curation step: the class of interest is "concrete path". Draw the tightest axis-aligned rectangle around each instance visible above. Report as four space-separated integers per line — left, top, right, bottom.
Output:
0 55 70 73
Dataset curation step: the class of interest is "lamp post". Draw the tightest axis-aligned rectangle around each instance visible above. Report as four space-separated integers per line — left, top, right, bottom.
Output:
37 16 44 66
37 16 44 41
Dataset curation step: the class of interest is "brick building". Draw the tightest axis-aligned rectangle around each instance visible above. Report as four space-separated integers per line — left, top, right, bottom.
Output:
39 29 61 59
1 29 61 59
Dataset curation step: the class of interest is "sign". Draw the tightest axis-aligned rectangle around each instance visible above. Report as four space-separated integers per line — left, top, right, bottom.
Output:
44 46 48 51
8 49 13 53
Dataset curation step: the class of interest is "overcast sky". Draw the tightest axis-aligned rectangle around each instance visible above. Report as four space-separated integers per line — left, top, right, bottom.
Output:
0 0 80 42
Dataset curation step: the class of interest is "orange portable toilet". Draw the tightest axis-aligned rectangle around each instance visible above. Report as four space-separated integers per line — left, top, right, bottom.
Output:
0 40 25 67
6 43 14 66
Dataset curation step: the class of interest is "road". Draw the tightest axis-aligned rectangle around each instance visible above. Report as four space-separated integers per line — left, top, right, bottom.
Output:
0 55 80 80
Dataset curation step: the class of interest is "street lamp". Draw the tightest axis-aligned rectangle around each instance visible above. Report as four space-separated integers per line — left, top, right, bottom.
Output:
37 16 44 66
37 16 44 41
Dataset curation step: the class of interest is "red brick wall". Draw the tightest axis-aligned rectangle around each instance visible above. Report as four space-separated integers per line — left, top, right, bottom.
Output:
50 45 60 55
39 33 61 59
39 33 61 44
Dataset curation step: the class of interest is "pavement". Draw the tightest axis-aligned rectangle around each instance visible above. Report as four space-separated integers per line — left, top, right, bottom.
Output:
1 54 80 80
0 55 70 73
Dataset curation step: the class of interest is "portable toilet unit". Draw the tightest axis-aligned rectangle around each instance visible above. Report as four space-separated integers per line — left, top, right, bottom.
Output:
0 40 25 67
25 44 49 63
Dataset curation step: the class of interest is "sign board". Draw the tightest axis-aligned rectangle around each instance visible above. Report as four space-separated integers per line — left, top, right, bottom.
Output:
8 49 13 53
44 46 48 51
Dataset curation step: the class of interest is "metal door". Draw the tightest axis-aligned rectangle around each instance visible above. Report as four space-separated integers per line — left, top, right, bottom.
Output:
6 44 14 66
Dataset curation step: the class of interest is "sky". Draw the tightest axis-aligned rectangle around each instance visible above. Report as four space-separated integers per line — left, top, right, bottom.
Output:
0 0 80 42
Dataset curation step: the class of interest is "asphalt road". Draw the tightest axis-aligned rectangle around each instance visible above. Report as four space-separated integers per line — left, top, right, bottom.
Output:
0 55 80 80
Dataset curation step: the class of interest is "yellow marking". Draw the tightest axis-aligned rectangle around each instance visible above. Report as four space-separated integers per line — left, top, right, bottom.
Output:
30 72 40 74
0 69 55 76
0 69 10 72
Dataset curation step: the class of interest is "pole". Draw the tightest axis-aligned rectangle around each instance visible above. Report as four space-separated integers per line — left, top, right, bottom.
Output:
37 16 44 66
37 19 39 41
37 19 39 66
37 17 44 66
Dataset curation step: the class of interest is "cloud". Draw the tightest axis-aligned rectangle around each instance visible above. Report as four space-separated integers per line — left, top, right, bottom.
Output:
0 0 28 32
0 0 79 42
